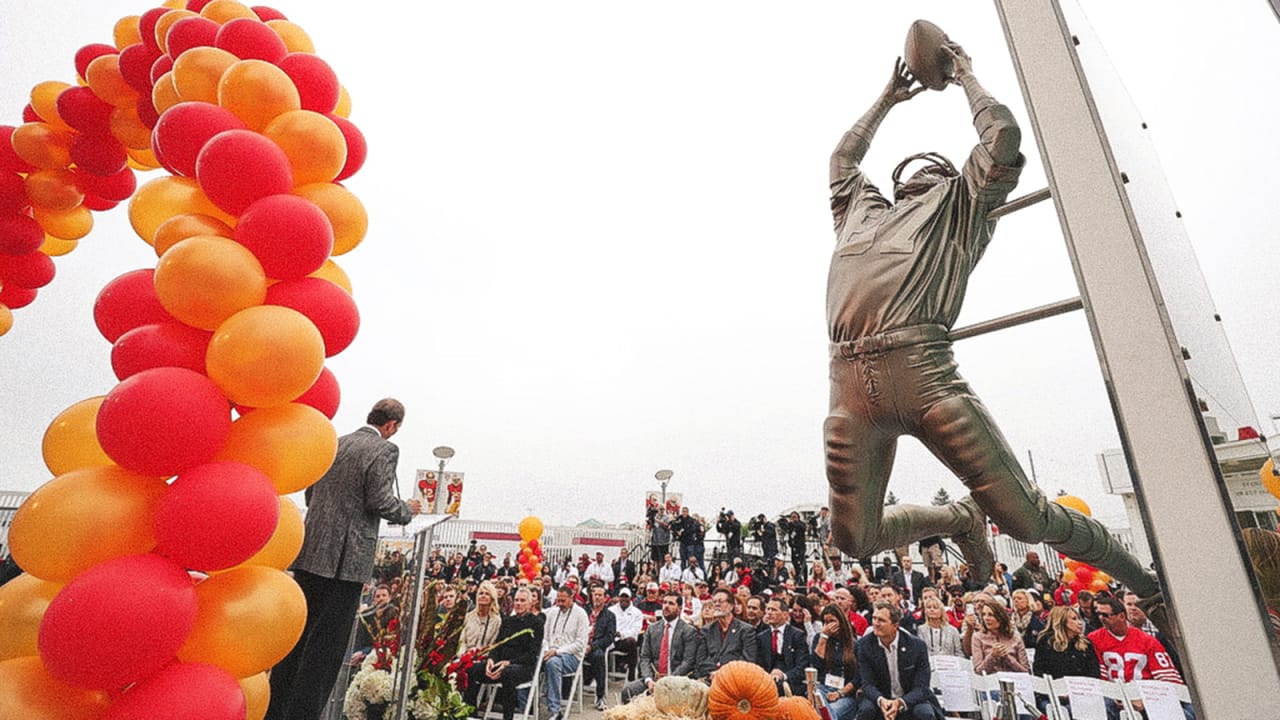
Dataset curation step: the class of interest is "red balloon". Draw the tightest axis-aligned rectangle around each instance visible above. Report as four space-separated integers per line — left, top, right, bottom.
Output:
215 17 288 63
293 365 340 418
0 127 36 174
166 17 220 58
151 54 175 84
152 102 247 178
57 86 115 135
71 133 128 176
1073 566 1094 585
96 367 232 477
0 284 36 309
83 194 119 211
39 554 198 690
93 268 172 343
264 277 359 356
0 172 27 213
75 44 118 81
278 53 339 114
103 662 246 720
0 212 44 255
111 321 213 380
155 461 279 571
196 129 293 216
186 0 216 12
328 114 367 182
0 251 56 289
234 194 332 279
76 165 137 202
138 8 170 54
119 42 163 93
21 105 39 124
252 6 288 21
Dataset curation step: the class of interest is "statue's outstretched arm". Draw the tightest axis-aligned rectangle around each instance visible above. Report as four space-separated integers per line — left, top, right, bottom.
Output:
946 44 1020 166
829 57 925 185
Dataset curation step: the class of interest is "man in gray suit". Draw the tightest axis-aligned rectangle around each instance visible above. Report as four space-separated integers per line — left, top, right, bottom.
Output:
697 587 759 680
267 398 422 720
620 591 702 703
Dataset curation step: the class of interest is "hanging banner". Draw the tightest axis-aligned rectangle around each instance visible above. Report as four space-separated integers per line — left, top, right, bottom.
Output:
416 469 439 509
444 471 465 515
645 490 683 518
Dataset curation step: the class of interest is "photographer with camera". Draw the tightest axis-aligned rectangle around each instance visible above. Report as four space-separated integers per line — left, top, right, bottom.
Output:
748 513 778 561
777 511 808 584
716 508 742 560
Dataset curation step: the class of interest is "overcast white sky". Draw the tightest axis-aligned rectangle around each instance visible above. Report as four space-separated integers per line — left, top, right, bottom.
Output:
1 1 1276 531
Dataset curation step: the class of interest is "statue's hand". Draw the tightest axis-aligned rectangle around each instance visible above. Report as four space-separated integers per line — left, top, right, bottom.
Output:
886 56 926 104
942 43 973 84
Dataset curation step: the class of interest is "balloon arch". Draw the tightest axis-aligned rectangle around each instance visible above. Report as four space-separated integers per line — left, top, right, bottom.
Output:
0 2 368 718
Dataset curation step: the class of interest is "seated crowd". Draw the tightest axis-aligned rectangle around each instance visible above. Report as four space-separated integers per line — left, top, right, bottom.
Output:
360 518 1187 720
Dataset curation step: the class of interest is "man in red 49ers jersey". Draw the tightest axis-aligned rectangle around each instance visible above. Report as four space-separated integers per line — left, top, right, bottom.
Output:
1087 596 1195 720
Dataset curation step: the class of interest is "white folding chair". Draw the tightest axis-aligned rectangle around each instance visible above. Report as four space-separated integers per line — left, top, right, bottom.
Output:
563 649 588 714
605 645 628 698
479 658 542 720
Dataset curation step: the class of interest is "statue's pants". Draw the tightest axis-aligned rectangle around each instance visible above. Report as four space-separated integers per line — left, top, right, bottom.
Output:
823 324 1154 595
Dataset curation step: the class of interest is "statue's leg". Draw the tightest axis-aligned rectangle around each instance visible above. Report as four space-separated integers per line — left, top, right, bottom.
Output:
913 347 1156 596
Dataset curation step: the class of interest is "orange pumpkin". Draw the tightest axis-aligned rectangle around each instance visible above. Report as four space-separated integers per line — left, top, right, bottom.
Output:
775 696 821 720
708 660 780 720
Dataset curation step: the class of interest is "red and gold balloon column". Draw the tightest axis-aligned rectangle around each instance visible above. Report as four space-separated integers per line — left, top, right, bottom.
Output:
1052 496 1113 596
0 2 368 719
517 516 545 582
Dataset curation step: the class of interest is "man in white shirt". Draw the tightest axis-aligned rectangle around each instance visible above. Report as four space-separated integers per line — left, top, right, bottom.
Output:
680 556 706 586
610 588 645 683
554 559 578 588
541 587 590 720
658 553 683 585
584 551 614 587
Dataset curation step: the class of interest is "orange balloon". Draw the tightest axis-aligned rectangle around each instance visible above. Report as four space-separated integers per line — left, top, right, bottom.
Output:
332 86 352 118
294 183 367 255
30 82 73 132
0 657 111 720
172 47 238 106
153 9 199 54
154 235 267 330
218 60 301 132
9 123 73 170
25 170 83 212
216 404 337 494
111 104 154 150
263 111 347 186
519 516 544 541
200 0 259 23
39 235 79 257
151 70 185 115
0 574 62 661
129 176 233 246
0 307 12 336
42 396 114 476
8 466 167 583
240 672 270 720
152 213 235 256
179 566 307 678
308 259 352 295
85 54 138 108
114 15 143 50
33 205 93 241
1262 458 1280 500
266 19 315 53
235 497 305 569
206 306 324 407
1053 495 1092 517
126 145 161 171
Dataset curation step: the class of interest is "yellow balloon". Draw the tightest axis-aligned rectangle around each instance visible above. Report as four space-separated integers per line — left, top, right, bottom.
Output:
172 47 238 106
8 466 167 583
216 404 337 494
39 235 79 257
1053 495 1092 517
294 182 367 255
218 60 301 132
234 496 306 569
179 566 307 678
29 81 73 133
42 396 114 476
33 205 93 241
0 574 62 661
0 657 111 720
333 85 352 118
266 19 315 53
129 176 232 244
86 54 138 108
114 15 143 51
240 672 270 720
0 306 12 337
154 235 267 330
153 9 198 54
206 306 324 408
153 213 235 256
200 0 258 23
263 110 347 186
308 259 353 295
519 516 544 541
1262 458 1280 500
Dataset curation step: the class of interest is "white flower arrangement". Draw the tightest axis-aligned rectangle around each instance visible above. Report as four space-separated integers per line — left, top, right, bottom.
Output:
343 656 396 720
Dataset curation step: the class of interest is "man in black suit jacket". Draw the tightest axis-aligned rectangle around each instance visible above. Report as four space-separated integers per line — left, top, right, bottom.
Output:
873 557 897 585
268 399 422 720
621 592 702 702
611 548 638 594
582 585 617 709
756 597 809 695
855 601 942 720
697 588 759 678
890 557 927 607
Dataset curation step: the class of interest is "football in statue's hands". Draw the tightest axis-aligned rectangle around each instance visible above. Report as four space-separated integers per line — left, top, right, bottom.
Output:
904 19 954 91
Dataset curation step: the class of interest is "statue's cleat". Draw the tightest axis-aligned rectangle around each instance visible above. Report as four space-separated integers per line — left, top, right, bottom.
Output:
951 496 994 584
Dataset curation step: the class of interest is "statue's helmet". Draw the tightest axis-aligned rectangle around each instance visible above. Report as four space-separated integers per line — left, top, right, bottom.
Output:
892 151 958 202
